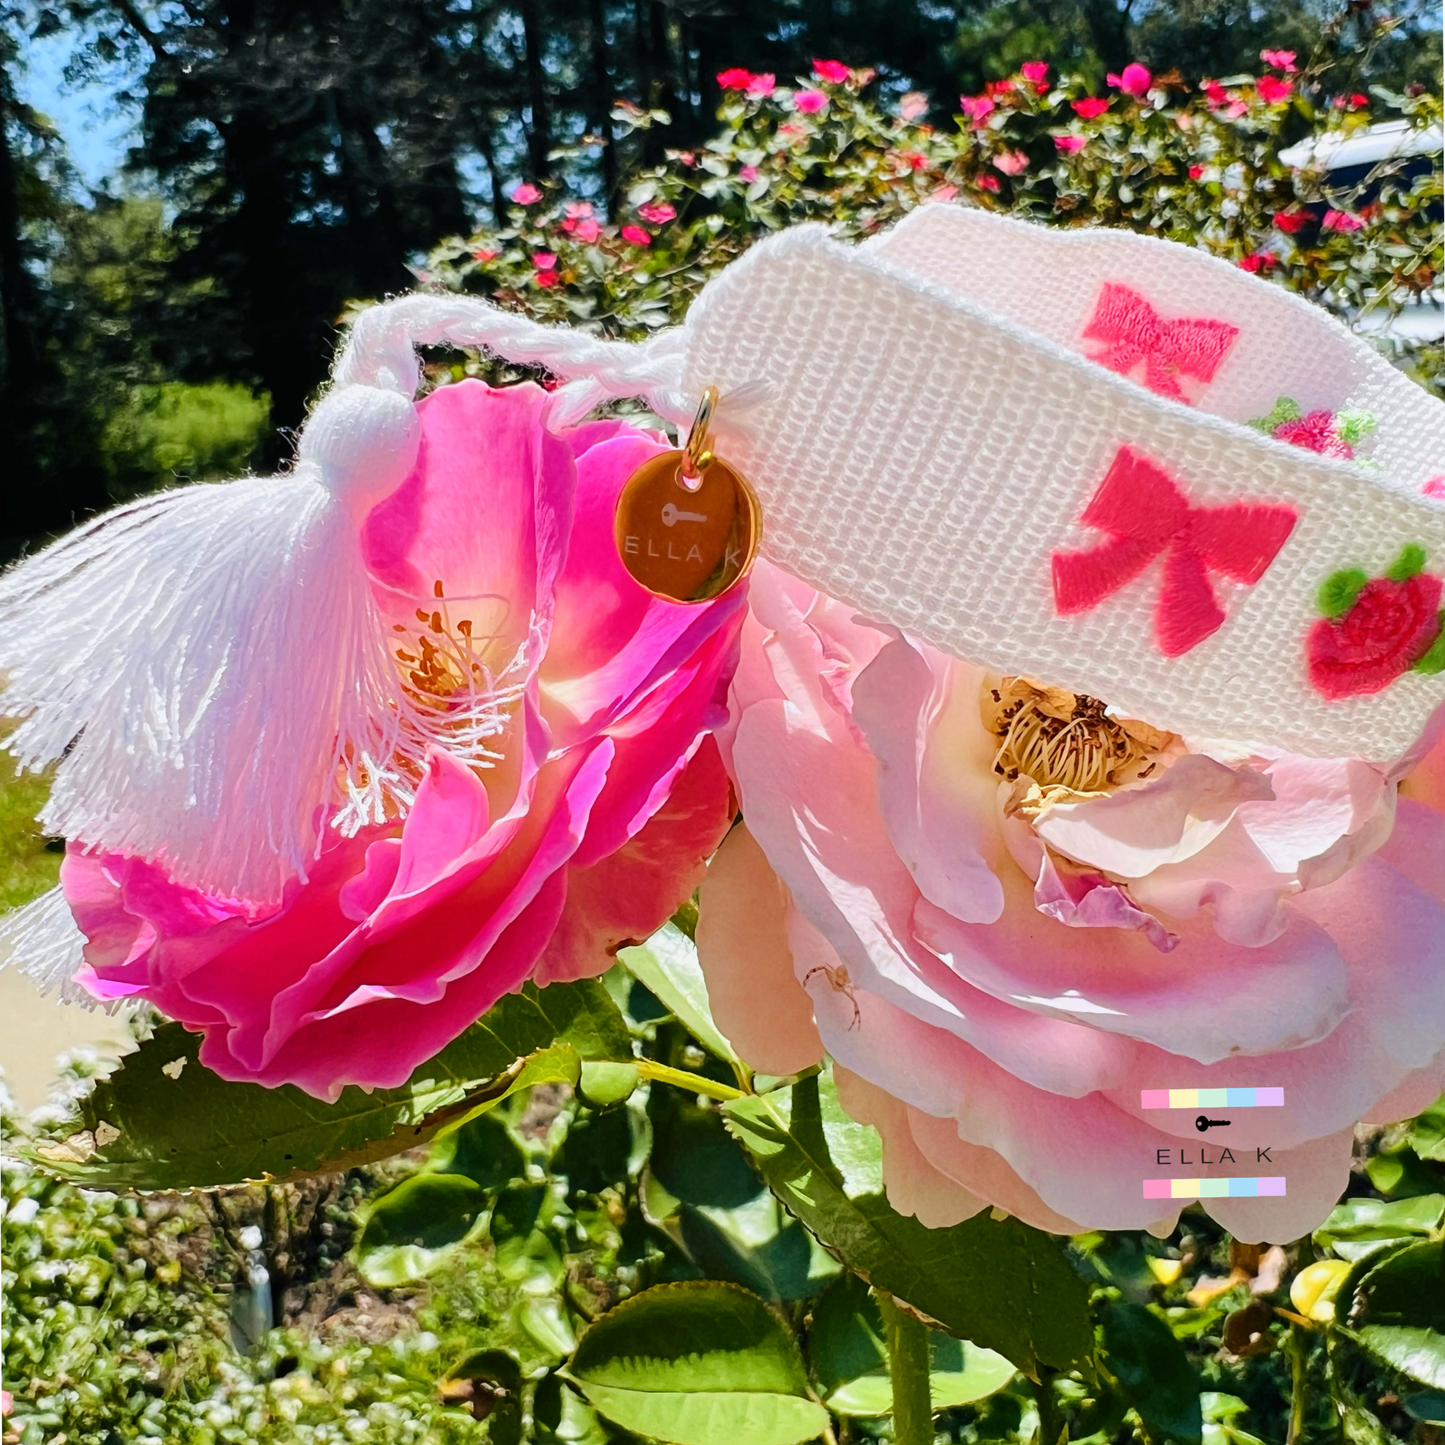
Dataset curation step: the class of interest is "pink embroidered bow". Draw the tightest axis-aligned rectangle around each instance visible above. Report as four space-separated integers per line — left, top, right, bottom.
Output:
1052 447 1299 657
1082 283 1239 403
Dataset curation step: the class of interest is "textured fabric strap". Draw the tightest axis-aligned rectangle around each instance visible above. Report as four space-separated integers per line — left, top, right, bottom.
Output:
679 217 1445 765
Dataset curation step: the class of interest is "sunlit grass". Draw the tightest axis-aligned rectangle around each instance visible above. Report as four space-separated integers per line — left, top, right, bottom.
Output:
0 743 60 910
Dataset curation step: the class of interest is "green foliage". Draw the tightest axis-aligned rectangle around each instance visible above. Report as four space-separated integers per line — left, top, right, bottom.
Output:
563 1280 830 1445
0 751 61 909
100 381 272 501
30 980 632 1190
1351 1240 1445 1389
1101 1300 1205 1443
724 1069 1093 1375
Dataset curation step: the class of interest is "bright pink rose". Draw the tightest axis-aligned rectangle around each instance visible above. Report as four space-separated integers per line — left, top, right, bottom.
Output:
1274 208 1311 234
1021 60 1049 84
637 201 677 225
747 72 777 97
976 172 1001 193
531 251 558 270
69 382 743 1099
1203 80 1228 106
813 59 851 84
1261 48 1298 71
1323 208 1365 232
739 164 760 183
960 95 996 126
794 89 829 115
1108 63 1152 98
571 218 602 244
1054 134 1087 154
992 150 1029 175
696 562 1445 1241
717 67 754 91
511 182 543 205
1308 574 1445 700
1257 74 1294 103
1238 251 1274 272
621 224 652 246
1072 96 1109 118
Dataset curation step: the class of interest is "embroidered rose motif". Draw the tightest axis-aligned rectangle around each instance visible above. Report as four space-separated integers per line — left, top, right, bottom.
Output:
1250 396 1376 460
1307 545 1445 700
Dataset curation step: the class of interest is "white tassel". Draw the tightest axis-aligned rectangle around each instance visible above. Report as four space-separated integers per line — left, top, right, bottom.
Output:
0 386 426 904
0 885 123 1010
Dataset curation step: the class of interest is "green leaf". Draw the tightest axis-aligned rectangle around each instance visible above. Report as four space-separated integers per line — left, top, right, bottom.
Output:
810 1274 1016 1417
426 1112 526 1192
1413 617 1445 676
620 922 739 1064
30 979 632 1190
564 1281 829 1445
352 1172 487 1287
1386 543 1429 581
1318 568 1370 618
1351 1239 1445 1389
1315 1195 1445 1262
1408 1096 1445 1162
723 1071 1092 1376
1100 1301 1203 1445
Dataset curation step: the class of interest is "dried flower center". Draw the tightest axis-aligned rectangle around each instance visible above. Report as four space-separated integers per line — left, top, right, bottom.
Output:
982 676 1168 794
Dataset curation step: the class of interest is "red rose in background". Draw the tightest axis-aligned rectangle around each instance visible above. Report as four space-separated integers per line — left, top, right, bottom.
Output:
1309 569 1444 699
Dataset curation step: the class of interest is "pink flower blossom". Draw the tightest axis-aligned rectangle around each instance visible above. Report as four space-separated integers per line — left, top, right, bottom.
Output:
511 182 543 205
1238 251 1274 272
533 270 557 287
1323 208 1365 232
813 59 851 84
1261 48 1298 71
1274 208 1311 233
747 72 777 97
992 149 1029 175
976 172 1001 193
930 183 959 202
739 164 759 183
1072 96 1109 118
1188 163 1205 179
68 382 744 1099
1203 80 1229 106
1021 60 1049 83
564 200 594 219
696 561 1445 1240
621 224 653 246
471 247 500 263
1107 62 1152 98
570 218 602 244
960 95 996 126
531 251 558 270
1257 74 1294 103
717 67 754 91
1054 134 1087 154
1334 92 1369 110
899 91 930 120
637 200 677 224
1425 475 1445 499
794 88 829 115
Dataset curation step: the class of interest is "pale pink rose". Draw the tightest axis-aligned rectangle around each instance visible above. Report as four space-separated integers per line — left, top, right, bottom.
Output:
899 91 930 120
1107 62 1152 98
993 150 1029 175
696 562 1445 1242
1054 134 1087 154
1261 48 1298 71
637 201 677 224
69 382 743 1100
571 218 602 244
794 89 829 115
1323 208 1365 232
739 164 760 183
929 183 959 202
511 182 543 205
746 72 777 97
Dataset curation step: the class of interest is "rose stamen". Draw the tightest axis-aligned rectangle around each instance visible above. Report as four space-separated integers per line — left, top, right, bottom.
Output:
983 676 1169 793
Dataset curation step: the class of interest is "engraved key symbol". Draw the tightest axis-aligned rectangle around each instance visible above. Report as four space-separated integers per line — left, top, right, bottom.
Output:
661 502 708 527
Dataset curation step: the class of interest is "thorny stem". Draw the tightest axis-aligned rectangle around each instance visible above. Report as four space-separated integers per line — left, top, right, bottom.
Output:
1030 1365 1064 1445
875 1289 933 1445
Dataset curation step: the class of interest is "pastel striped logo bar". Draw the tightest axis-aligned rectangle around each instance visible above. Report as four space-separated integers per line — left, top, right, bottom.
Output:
1140 1087 1284 1109
1143 1177 1286 1199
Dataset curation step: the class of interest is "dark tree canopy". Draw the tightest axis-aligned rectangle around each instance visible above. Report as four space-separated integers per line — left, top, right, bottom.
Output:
2 0 1440 548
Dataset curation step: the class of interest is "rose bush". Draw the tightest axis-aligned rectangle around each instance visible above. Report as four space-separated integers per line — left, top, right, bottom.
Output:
695 561 1445 1242
63 380 742 1099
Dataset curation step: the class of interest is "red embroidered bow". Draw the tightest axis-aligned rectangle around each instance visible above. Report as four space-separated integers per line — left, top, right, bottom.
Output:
1052 447 1299 657
1082 283 1239 403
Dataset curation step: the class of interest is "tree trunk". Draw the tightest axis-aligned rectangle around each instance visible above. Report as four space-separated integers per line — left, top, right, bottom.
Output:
519 0 552 180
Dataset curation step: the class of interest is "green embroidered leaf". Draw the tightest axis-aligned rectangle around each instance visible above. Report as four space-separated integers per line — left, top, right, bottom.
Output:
723 1070 1091 1376
1318 568 1369 619
1249 396 1300 433
1337 409 1378 446
1414 616 1445 676
1387 543 1429 582
29 979 632 1190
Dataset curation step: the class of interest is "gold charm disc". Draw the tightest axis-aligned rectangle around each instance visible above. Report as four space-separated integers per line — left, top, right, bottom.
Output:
613 389 761 602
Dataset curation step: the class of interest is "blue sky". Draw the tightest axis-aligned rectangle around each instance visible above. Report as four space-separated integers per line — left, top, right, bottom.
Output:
15 27 140 189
